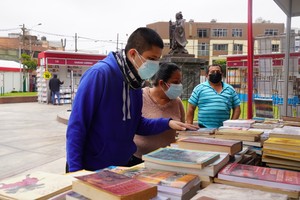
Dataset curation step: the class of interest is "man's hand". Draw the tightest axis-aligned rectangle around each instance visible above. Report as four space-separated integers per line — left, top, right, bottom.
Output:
169 120 199 131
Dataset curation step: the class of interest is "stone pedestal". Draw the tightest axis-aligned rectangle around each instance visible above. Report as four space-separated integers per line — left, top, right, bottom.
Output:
161 54 206 100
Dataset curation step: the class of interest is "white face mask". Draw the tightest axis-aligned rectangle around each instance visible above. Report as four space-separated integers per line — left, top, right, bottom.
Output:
133 50 160 80
164 83 183 99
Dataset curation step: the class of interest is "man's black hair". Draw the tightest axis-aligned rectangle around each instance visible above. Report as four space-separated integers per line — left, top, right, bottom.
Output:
206 64 223 74
125 27 164 54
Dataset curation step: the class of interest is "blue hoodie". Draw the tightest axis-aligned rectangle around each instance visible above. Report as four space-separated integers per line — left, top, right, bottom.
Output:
66 52 170 172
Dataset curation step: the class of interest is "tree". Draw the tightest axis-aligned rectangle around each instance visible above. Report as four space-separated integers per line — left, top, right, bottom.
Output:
213 59 227 77
21 53 38 71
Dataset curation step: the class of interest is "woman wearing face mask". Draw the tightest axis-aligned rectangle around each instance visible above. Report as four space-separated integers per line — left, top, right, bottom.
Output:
186 64 241 128
126 62 185 166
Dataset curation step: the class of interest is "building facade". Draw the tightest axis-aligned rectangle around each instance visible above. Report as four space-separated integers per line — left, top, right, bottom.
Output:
147 20 285 64
0 33 63 62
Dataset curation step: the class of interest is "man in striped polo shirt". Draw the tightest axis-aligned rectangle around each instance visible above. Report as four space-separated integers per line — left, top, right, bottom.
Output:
186 65 241 128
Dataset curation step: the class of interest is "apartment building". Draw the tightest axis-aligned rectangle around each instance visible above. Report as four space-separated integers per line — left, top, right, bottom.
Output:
147 20 285 64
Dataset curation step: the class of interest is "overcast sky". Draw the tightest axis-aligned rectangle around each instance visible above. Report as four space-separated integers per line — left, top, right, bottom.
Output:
1 0 300 54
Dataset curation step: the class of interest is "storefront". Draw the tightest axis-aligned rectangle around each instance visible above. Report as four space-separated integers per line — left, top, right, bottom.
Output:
37 50 106 104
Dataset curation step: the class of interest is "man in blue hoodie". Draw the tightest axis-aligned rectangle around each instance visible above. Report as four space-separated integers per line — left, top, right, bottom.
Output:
66 27 198 172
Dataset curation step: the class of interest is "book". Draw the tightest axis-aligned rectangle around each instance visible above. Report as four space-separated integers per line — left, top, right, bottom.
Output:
262 155 300 168
142 147 220 170
222 119 255 128
0 171 74 200
177 128 216 139
157 183 200 200
251 122 283 129
65 191 90 200
263 137 300 152
269 126 300 139
190 183 288 200
109 164 200 196
215 129 263 142
217 163 300 191
213 178 299 199
73 170 157 200
177 137 242 156
263 149 300 161
144 153 229 177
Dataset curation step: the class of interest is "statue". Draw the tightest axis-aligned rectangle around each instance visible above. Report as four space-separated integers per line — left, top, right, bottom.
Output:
169 11 189 55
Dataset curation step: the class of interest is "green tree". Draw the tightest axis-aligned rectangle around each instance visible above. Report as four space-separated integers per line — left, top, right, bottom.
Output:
21 53 38 71
213 59 227 77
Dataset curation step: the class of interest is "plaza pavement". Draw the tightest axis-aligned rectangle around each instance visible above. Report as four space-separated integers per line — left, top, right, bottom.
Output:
0 102 71 180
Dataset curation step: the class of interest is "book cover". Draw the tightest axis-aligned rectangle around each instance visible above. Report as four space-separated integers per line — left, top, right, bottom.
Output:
142 148 220 169
218 163 300 191
0 171 74 200
73 170 157 200
109 163 200 195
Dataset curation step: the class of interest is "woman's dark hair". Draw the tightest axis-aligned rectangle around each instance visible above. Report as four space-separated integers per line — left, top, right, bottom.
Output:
151 62 181 86
125 27 164 54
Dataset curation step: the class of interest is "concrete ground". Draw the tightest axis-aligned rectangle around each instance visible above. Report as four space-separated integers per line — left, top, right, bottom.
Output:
0 102 71 180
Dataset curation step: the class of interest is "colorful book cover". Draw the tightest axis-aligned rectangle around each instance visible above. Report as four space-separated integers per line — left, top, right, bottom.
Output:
74 170 155 196
142 147 220 169
218 163 300 191
0 171 74 200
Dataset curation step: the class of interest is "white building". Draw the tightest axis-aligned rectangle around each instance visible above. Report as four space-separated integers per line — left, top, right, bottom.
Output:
0 60 28 94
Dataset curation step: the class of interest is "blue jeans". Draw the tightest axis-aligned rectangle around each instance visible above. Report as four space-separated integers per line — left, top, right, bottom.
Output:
51 91 60 105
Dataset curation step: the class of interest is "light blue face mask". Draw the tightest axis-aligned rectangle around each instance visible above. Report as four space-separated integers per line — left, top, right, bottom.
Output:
134 50 160 80
164 83 183 99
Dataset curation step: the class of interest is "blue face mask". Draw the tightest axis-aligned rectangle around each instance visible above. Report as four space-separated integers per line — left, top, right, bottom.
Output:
134 50 160 80
164 83 183 99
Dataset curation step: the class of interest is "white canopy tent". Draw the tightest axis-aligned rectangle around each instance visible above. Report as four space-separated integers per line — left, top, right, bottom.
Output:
273 0 300 116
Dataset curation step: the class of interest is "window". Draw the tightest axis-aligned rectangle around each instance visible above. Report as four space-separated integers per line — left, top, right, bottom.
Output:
213 44 228 51
233 44 243 54
197 29 208 38
272 44 279 52
212 29 227 37
198 43 209 56
232 28 243 37
264 29 278 36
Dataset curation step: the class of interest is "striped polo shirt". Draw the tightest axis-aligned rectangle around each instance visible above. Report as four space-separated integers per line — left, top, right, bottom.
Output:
188 81 241 128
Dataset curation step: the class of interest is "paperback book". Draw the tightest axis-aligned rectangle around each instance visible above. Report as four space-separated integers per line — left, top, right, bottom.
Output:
177 137 242 156
73 170 157 200
217 163 300 191
142 147 220 169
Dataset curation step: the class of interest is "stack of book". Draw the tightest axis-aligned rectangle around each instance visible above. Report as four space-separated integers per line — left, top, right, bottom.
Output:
222 119 256 128
142 147 229 189
215 128 263 145
71 170 158 200
281 116 300 127
109 164 201 200
214 128 264 164
262 137 300 171
215 163 300 199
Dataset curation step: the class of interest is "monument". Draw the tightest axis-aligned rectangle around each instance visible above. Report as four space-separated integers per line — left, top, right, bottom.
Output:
161 11 205 100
